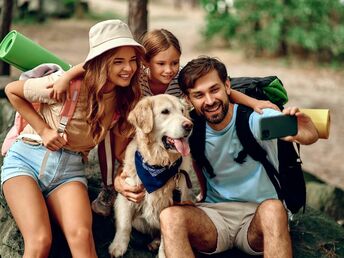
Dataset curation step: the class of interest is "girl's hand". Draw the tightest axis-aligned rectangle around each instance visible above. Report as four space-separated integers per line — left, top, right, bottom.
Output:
253 100 280 114
40 127 67 151
114 171 145 203
49 76 71 102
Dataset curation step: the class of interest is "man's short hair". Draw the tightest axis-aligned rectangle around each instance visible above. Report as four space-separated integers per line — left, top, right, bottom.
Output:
178 56 229 95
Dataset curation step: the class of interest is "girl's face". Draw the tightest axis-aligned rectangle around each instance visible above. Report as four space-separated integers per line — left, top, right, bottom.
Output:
146 46 180 86
108 46 138 88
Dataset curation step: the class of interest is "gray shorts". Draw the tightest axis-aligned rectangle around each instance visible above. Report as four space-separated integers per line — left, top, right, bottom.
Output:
1 140 87 198
197 201 262 256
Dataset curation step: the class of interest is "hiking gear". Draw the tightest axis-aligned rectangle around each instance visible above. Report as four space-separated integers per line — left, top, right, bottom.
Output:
230 76 288 109
91 187 116 217
1 64 81 157
236 105 305 214
84 20 145 66
0 31 71 71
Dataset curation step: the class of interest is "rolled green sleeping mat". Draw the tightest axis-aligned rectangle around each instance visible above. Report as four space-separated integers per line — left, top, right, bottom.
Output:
0 30 71 71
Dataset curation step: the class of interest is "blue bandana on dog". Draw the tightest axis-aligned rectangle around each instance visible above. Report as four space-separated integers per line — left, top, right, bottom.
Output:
135 151 182 193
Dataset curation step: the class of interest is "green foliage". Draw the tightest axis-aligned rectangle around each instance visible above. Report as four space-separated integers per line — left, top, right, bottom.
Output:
201 0 344 63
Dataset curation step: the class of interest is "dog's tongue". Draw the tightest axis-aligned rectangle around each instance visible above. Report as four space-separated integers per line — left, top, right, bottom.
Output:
174 138 190 156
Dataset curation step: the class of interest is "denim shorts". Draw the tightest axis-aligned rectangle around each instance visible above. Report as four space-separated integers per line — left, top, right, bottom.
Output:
1 140 87 198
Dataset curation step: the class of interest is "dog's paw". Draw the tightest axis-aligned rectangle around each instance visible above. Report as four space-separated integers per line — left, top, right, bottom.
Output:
108 240 128 258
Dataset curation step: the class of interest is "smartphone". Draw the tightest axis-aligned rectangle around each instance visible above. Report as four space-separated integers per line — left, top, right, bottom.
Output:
259 114 298 140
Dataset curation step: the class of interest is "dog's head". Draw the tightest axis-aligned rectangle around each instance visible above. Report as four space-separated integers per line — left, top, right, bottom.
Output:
128 94 193 157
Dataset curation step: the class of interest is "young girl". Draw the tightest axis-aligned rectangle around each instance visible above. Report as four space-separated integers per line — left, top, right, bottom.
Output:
1 19 144 257
52 28 278 217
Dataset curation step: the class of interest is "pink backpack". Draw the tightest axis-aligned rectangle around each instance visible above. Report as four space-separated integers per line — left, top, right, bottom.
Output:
1 74 81 156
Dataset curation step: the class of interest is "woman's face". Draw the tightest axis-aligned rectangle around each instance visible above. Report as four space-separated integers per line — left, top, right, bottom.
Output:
108 46 138 88
146 46 180 86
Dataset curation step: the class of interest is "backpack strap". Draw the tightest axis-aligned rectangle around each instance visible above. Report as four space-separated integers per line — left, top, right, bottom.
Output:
39 79 81 178
57 80 82 134
235 105 283 200
189 110 216 178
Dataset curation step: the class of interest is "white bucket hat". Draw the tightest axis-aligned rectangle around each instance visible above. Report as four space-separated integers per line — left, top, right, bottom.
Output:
83 19 145 66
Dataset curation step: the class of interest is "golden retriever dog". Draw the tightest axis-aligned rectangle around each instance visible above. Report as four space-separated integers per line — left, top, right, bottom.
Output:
108 94 194 258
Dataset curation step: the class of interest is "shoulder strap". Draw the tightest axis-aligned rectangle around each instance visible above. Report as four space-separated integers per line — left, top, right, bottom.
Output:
57 79 81 134
39 79 82 178
235 105 283 200
189 110 216 178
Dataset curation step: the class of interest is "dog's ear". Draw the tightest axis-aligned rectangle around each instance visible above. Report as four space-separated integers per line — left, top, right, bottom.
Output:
128 97 154 133
180 97 193 115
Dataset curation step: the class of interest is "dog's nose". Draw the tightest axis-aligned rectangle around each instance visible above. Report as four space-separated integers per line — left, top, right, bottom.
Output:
182 121 193 132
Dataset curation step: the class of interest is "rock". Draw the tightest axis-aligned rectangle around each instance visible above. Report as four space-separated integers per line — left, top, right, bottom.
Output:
306 181 344 222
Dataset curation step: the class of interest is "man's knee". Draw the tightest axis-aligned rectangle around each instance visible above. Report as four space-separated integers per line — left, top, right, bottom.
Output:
160 206 187 233
257 199 288 228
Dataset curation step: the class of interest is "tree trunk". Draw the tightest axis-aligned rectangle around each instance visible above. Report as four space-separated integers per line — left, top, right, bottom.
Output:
0 0 14 75
37 0 45 22
128 0 148 40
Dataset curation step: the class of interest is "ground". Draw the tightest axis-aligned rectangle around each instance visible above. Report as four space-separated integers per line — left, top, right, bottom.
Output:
9 0 344 190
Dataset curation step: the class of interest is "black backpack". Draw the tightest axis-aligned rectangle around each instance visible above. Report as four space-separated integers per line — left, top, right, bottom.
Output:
189 76 306 214
232 76 305 214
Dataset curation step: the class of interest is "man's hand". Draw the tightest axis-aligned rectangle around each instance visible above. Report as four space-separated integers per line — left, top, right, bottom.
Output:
114 171 145 203
282 107 319 145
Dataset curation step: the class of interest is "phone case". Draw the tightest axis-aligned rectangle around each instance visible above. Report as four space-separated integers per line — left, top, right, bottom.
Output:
259 115 297 140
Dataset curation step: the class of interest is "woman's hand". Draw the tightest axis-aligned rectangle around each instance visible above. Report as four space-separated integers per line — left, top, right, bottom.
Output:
253 100 280 114
114 171 145 203
40 127 67 151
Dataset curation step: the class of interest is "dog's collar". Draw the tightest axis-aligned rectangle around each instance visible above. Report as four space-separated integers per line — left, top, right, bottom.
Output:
135 151 183 194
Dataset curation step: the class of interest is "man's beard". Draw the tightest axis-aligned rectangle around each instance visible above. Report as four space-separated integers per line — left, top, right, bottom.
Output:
202 100 229 124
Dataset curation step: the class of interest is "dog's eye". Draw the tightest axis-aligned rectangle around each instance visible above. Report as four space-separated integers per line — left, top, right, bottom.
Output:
161 109 170 115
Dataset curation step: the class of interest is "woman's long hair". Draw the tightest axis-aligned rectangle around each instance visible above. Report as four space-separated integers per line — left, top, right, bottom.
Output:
83 47 142 143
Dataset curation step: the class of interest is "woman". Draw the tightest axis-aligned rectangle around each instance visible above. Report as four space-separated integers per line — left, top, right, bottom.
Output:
1 19 144 257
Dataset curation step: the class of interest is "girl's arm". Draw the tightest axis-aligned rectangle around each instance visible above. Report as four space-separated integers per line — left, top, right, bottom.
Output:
5 80 67 151
51 63 85 101
230 89 280 113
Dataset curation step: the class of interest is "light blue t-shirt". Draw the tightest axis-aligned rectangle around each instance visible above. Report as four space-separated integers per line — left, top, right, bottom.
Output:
204 104 281 204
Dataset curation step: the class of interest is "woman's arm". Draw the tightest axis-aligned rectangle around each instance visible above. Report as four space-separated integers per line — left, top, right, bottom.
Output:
230 89 280 113
51 63 85 101
5 80 67 151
